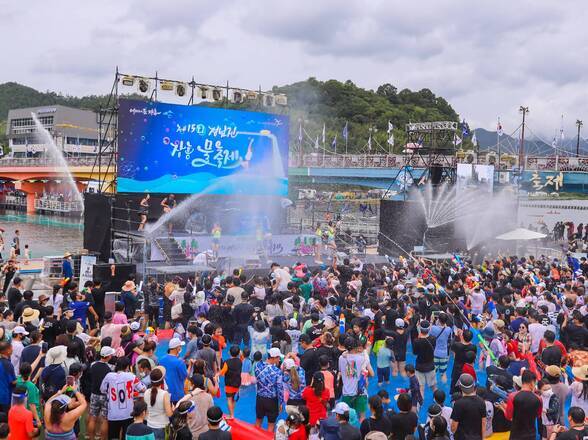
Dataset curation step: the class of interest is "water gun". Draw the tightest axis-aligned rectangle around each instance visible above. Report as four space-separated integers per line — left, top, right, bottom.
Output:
339 313 346 335
473 327 498 365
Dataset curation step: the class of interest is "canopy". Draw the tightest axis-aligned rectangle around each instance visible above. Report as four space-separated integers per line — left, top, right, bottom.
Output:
495 228 547 241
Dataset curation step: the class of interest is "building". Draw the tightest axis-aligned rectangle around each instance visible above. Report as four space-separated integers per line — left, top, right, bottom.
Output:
6 105 104 158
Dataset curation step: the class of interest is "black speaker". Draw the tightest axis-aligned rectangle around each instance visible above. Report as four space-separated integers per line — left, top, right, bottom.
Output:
93 263 137 291
83 193 112 262
430 165 444 185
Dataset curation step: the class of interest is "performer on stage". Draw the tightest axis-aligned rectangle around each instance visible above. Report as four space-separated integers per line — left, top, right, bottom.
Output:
211 223 222 260
160 194 176 234
138 193 150 231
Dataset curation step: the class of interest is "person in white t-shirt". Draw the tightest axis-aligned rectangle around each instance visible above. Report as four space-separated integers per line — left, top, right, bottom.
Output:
271 263 291 292
527 312 548 355
100 357 146 439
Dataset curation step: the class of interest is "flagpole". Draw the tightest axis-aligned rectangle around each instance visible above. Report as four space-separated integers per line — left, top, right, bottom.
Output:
497 118 501 177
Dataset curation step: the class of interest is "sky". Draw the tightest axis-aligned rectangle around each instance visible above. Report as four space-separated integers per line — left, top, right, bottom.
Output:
2 0 587 139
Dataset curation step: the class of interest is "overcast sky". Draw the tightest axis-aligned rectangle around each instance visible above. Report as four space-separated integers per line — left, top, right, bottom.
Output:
2 0 587 139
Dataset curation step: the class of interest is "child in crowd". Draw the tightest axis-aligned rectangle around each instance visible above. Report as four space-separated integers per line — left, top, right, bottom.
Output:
318 355 335 407
404 364 423 413
376 338 395 386
23 245 30 265
249 320 269 358
433 389 452 429
212 325 226 366
16 362 41 427
219 345 242 419
286 318 302 354
462 350 477 382
538 379 561 440
240 348 255 386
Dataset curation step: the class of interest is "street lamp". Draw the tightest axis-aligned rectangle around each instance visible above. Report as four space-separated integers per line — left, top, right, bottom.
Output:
576 119 583 156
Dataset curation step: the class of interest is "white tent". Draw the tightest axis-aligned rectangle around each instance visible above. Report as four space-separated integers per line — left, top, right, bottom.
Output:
495 228 547 241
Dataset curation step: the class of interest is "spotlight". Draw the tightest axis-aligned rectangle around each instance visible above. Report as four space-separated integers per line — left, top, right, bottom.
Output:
199 87 209 99
121 76 135 87
138 79 150 93
246 91 258 101
160 81 174 91
232 90 243 104
176 83 187 97
263 94 275 107
212 89 222 101
275 94 288 106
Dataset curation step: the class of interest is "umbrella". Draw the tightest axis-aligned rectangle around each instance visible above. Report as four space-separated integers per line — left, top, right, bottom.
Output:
495 228 547 241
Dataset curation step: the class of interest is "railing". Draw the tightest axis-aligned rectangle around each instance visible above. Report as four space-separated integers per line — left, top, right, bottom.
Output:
0 195 27 207
0 156 111 167
288 154 588 172
34 199 83 213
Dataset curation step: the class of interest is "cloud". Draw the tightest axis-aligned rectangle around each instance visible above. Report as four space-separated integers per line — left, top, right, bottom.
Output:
1 0 587 137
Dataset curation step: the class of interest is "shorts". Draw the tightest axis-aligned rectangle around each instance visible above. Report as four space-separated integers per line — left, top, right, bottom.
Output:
415 370 437 389
108 418 132 440
434 356 449 374
89 393 108 418
225 385 239 398
342 394 368 415
377 367 390 383
256 396 279 423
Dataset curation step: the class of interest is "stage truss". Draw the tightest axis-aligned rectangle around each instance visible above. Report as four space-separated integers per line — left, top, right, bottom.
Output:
383 121 459 199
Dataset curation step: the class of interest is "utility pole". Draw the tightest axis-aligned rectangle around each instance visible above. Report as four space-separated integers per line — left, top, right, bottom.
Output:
519 106 529 170
576 119 583 156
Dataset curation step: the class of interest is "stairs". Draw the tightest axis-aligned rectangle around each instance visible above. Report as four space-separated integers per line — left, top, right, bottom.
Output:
154 237 191 264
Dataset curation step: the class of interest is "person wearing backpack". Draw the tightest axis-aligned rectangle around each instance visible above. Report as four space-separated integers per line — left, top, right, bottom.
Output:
40 345 67 402
539 379 561 440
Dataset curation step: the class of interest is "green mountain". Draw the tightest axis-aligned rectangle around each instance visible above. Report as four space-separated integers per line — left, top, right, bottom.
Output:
0 79 462 153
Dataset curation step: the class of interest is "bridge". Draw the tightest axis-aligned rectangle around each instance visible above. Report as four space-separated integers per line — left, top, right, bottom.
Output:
1 153 588 214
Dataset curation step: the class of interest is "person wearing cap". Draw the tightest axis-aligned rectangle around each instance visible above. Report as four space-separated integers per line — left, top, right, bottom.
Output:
319 401 361 440
87 345 115 440
10 325 28 372
450 373 487 440
175 373 214 439
388 318 409 377
126 399 155 440
100 357 146 439
254 346 284 432
158 337 187 404
62 252 74 292
44 386 87 440
198 406 231 440
8 385 39 440
412 320 437 396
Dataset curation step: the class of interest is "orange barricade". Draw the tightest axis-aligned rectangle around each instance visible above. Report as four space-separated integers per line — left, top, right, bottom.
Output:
226 418 274 440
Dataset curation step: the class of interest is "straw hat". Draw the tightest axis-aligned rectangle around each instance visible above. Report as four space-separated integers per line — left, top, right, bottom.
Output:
64 252 72 258
572 365 588 381
21 307 40 323
122 281 136 292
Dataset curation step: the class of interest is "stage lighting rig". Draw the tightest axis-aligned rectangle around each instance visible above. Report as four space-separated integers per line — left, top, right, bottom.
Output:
138 79 150 93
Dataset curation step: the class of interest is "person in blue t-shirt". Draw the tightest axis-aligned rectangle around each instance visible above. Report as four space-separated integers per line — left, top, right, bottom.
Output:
69 291 99 330
0 342 16 413
158 338 187 404
430 312 453 383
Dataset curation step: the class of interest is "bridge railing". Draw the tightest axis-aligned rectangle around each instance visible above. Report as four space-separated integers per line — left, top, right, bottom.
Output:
34 198 83 213
289 154 588 172
0 156 109 167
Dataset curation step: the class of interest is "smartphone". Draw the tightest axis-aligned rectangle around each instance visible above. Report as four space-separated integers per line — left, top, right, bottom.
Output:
66 375 75 387
41 342 48 354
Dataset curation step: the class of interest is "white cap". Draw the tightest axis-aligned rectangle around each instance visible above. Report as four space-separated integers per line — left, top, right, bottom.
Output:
332 402 351 415
168 337 185 350
13 326 28 335
395 318 405 328
282 358 296 370
396 284 405 291
100 346 116 357
289 318 298 328
268 347 281 358
130 321 141 331
426 283 435 291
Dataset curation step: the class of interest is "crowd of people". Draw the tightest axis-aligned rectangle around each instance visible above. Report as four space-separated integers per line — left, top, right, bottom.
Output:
0 251 585 440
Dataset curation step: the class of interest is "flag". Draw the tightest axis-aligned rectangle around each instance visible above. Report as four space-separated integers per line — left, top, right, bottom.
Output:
298 122 302 143
497 118 504 137
332 135 337 149
368 134 372 151
342 122 348 140
322 123 326 145
314 136 319 149
387 121 394 146
552 137 557 148
472 131 478 146
560 128 565 141
461 119 470 137
453 134 462 146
